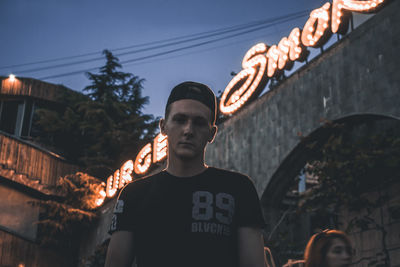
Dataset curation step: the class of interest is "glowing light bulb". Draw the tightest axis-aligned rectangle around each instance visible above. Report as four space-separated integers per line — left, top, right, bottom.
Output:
301 2 331 47
9 74 15 82
220 43 268 114
134 143 152 174
332 0 387 34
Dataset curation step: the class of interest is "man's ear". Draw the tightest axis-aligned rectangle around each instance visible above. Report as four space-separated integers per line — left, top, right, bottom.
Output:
208 125 218 143
160 118 166 135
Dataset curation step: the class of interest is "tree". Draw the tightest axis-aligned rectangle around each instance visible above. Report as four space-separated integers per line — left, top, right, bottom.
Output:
33 50 159 178
299 119 400 266
79 239 110 267
32 172 103 248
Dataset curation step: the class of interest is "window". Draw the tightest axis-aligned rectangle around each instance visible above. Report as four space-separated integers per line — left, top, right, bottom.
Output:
0 100 34 137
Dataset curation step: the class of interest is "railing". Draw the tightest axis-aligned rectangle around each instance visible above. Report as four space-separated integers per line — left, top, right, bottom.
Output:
0 132 79 189
0 229 75 267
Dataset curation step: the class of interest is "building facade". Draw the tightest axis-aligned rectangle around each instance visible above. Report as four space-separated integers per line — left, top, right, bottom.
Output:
206 1 400 265
0 76 83 267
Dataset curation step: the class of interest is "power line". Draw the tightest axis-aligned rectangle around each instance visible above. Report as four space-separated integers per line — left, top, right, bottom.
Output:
1 24 248 70
16 10 310 75
0 9 310 72
120 14 307 65
14 17 283 74
38 12 309 80
123 28 294 68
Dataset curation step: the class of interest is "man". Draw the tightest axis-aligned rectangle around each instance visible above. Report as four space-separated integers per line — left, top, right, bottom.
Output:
105 81 266 267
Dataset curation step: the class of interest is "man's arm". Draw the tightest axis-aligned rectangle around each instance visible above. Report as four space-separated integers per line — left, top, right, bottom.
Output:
105 231 135 267
238 227 266 267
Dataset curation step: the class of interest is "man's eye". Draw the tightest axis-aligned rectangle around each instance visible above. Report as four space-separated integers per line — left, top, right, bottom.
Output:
194 119 208 126
333 248 343 254
173 117 186 124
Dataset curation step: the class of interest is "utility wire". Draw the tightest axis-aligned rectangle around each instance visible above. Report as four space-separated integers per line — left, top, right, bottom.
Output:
1 22 256 70
0 9 310 71
38 12 309 80
15 16 280 74
121 14 306 65
123 28 294 68
15 10 309 75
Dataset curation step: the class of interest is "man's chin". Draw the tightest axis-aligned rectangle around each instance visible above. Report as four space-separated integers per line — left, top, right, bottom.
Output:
176 150 198 160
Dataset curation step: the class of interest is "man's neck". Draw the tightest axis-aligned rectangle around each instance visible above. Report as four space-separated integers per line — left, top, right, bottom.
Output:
166 155 208 177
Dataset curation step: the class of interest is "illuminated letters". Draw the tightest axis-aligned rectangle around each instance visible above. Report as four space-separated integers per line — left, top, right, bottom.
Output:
153 133 168 163
277 38 292 70
288 28 308 62
105 161 133 198
301 3 332 47
219 0 387 115
331 0 386 34
106 174 117 198
104 133 168 198
134 133 167 174
220 43 268 114
134 143 152 174
266 45 280 77
120 160 134 187
99 0 388 203
219 28 309 115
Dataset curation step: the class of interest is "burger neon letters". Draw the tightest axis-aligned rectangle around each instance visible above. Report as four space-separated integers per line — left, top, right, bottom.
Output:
99 0 387 203
220 0 387 114
104 133 167 198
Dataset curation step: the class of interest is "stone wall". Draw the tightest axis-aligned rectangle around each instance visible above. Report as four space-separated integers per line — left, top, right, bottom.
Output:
205 0 400 197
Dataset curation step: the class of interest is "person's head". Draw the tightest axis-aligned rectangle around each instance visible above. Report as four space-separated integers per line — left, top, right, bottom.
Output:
304 229 353 267
160 81 218 161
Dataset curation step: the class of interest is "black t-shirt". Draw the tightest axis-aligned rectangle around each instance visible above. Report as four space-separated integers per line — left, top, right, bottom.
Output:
110 167 264 267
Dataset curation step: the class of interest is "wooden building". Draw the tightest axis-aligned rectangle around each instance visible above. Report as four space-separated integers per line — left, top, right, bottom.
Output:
0 76 82 267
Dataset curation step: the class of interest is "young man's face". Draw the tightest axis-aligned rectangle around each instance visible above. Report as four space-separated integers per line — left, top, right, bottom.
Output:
161 99 217 161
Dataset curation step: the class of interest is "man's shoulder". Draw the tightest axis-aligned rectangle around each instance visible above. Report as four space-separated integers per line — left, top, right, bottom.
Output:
119 171 165 196
208 167 253 183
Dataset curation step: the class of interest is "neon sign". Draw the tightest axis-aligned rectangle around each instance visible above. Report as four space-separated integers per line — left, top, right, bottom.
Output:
104 133 167 198
220 0 387 115
96 0 388 205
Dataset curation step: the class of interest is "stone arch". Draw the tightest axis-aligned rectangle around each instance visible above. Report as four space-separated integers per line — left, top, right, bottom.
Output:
259 113 400 264
203 2 400 264
261 113 400 210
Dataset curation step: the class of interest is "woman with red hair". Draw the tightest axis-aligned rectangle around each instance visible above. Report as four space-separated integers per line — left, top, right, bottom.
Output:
304 229 353 267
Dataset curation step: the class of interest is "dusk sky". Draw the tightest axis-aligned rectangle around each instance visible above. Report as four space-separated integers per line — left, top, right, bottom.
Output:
1 0 369 118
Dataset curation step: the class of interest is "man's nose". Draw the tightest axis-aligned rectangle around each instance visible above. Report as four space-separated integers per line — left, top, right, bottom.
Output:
183 120 194 135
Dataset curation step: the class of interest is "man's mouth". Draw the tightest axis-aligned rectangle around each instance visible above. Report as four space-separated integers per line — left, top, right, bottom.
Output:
179 142 194 147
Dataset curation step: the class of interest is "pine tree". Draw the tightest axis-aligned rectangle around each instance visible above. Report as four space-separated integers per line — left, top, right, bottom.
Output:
33 50 158 179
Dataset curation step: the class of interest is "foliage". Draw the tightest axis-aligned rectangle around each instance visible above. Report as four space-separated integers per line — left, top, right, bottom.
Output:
32 50 159 178
32 90 89 158
79 239 110 267
300 121 400 213
299 120 400 266
266 215 306 266
32 172 103 248
57 172 106 210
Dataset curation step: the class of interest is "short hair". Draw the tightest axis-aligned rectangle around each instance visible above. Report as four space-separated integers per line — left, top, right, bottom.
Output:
304 229 353 267
165 81 217 125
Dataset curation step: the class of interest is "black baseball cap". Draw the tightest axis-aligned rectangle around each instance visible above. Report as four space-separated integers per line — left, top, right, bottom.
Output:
165 81 217 124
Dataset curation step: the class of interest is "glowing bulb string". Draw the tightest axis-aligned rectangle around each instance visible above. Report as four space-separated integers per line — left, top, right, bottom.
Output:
219 0 388 115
